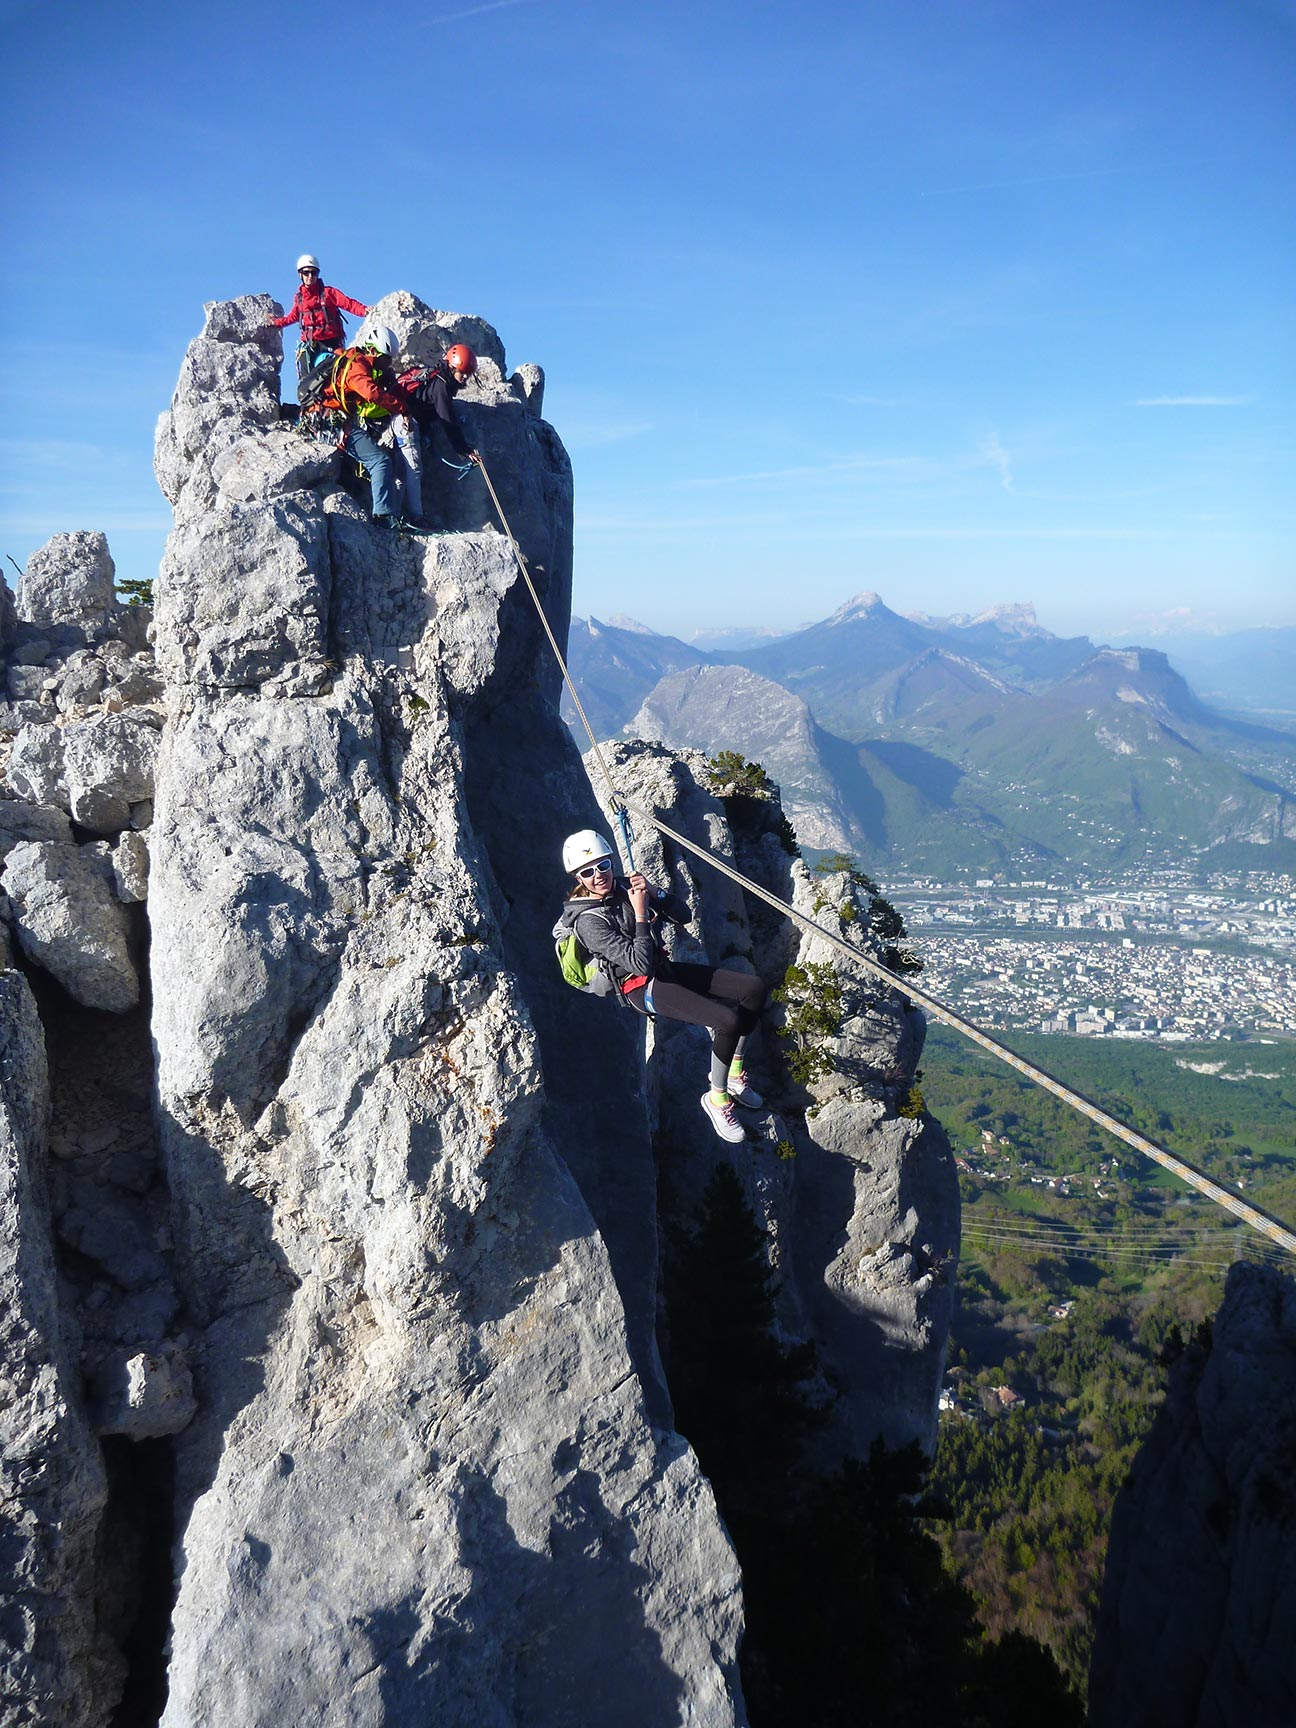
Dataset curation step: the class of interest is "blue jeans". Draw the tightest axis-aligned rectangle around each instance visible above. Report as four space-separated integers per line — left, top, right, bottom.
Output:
344 423 395 519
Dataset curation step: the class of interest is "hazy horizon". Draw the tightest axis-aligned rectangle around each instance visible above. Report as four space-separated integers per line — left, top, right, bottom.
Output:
5 1 1292 641
575 594 1296 648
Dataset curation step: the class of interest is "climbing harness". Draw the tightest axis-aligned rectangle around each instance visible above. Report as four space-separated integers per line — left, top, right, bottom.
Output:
474 456 1296 1260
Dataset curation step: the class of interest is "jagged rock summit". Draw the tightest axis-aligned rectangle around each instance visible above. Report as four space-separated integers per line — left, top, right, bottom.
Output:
1 290 958 1726
2 295 745 1727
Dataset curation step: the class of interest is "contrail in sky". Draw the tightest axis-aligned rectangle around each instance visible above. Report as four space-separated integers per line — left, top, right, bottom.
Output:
425 0 535 23
1135 395 1251 407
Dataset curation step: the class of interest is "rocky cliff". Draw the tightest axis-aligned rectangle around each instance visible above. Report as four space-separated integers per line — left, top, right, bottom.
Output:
0 292 956 1726
1089 1259 1296 1726
583 742 958 1464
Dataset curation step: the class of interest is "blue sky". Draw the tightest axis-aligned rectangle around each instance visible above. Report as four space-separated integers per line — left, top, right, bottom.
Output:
2 0 1292 643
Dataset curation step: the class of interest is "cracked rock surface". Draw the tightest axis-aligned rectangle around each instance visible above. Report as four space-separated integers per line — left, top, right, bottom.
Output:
1 289 963 1726
146 298 744 1727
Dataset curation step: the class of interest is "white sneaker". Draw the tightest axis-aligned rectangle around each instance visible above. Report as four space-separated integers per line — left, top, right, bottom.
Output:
701 1090 745 1143
728 1072 764 1109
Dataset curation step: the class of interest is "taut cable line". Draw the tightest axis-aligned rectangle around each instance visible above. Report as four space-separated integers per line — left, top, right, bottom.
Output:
477 458 1296 1260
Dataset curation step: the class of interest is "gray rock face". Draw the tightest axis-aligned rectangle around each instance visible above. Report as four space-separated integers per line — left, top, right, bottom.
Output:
362 290 509 376
64 714 160 831
17 531 117 633
2 840 139 1011
510 361 545 415
90 1341 197 1439
0 572 16 656
212 428 340 503
0 800 75 856
0 525 171 1720
147 297 744 1726
1 289 961 1725
1089 1261 1296 1727
111 829 149 903
7 711 160 832
587 741 958 1462
0 970 120 1722
154 293 282 516
154 496 332 692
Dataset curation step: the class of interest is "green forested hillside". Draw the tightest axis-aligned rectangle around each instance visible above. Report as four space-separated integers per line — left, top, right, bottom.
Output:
921 1026 1296 1699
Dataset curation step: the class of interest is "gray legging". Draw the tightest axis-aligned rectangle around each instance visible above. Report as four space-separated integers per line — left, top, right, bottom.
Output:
624 962 766 1079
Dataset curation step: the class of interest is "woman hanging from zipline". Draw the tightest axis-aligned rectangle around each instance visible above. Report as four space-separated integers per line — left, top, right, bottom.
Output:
559 829 768 1143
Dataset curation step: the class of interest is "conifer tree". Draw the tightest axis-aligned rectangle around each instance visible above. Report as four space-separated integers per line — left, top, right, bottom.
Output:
667 1161 820 1521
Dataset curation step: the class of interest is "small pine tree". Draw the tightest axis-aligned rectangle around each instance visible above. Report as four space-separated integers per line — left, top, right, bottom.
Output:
705 750 775 800
771 961 843 1085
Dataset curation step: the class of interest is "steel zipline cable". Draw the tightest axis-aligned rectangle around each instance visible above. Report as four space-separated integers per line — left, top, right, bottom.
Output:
476 458 1296 1261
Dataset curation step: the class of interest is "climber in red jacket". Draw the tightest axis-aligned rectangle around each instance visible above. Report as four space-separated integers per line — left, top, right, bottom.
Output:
269 255 368 391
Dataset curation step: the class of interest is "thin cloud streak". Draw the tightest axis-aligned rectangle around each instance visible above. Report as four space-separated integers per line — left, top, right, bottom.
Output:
1135 395 1252 407
684 438 1023 491
978 429 1015 493
682 454 937 489
423 0 536 22
576 516 1258 543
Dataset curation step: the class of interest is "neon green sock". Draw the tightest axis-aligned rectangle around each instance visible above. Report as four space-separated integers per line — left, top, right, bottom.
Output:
709 1087 730 1105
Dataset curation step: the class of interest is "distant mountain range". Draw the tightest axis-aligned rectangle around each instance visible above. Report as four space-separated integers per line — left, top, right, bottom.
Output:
1153 627 1296 723
563 599 1296 876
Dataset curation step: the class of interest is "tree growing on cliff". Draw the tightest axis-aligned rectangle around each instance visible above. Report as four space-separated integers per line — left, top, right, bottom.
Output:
771 961 843 1086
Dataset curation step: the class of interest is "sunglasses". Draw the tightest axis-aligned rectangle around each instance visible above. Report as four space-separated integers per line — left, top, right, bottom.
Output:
300 268 319 277
577 857 614 880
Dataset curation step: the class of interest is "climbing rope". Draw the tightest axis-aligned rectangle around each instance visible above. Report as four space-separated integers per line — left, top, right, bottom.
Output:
475 457 1296 1260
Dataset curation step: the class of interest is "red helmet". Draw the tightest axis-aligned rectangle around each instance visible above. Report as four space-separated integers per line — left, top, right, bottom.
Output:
445 343 477 377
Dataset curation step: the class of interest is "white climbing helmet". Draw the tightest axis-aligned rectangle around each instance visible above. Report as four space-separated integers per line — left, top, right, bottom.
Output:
296 253 321 272
363 324 399 359
562 830 615 875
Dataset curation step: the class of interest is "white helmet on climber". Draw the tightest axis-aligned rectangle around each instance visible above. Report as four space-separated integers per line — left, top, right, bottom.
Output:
363 324 400 359
562 830 615 875
296 254 321 273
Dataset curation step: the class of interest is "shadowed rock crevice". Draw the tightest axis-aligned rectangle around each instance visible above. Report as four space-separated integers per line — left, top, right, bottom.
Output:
102 1436 177 1728
3 933 196 1725
1089 1260 1296 1726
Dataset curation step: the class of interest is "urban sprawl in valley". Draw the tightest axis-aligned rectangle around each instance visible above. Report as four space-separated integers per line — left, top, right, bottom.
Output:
891 869 1296 1042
